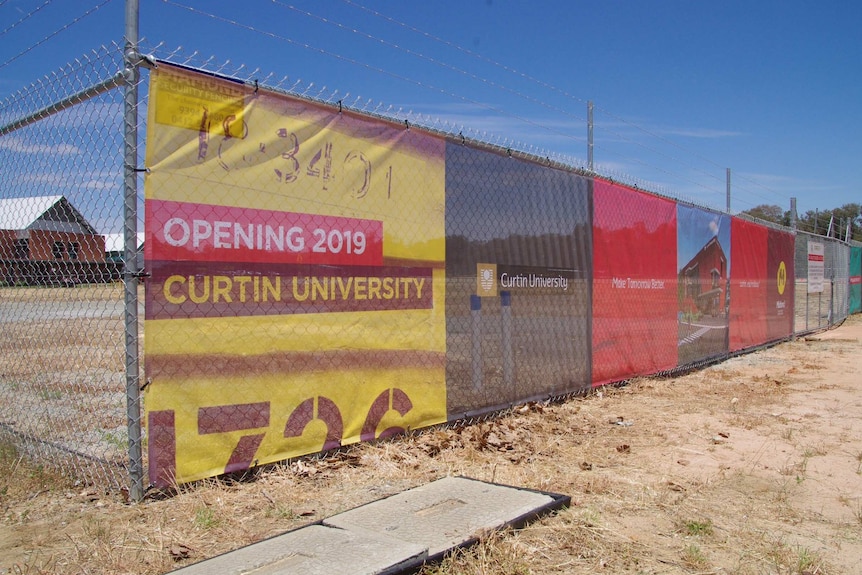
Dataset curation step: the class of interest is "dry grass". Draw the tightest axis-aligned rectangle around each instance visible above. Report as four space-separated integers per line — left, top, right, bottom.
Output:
0 284 125 302
0 284 132 487
1 315 861 574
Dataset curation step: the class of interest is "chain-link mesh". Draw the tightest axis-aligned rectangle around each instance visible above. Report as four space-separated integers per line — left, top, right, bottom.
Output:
794 231 851 335
444 144 591 418
0 43 142 491
2 43 861 492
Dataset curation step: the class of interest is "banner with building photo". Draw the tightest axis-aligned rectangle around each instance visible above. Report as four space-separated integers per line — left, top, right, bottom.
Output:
591 179 678 386
144 64 447 486
677 205 731 365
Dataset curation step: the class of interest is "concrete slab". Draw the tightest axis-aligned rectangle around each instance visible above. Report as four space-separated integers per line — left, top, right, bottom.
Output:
168 476 568 574
324 476 564 559
168 523 428 575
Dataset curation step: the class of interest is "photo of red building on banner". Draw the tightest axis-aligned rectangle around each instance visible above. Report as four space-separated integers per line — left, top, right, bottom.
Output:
677 205 731 365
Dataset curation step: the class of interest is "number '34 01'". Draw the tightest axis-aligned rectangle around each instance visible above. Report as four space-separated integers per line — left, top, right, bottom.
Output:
215 123 386 200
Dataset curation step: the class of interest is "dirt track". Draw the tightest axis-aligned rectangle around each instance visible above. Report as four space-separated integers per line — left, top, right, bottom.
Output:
1 314 861 574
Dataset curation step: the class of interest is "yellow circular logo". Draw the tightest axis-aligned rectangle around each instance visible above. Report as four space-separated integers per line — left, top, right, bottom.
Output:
777 261 787 295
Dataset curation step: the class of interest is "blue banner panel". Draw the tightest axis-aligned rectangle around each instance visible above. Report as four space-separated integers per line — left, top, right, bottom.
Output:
677 205 731 366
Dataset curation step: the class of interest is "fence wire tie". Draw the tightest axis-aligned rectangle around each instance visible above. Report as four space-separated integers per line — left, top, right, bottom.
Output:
140 53 158 68
127 269 151 279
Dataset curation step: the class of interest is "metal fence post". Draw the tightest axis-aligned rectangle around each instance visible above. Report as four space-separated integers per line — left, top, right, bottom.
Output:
790 197 797 340
587 101 594 172
500 291 513 389
726 168 731 213
123 0 144 502
471 295 482 391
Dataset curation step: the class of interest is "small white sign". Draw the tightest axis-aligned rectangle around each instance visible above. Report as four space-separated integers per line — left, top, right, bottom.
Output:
807 242 824 293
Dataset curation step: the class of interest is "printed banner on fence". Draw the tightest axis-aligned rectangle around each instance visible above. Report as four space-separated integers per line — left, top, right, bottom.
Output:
592 179 678 385
444 143 591 415
677 205 731 365
144 64 446 486
729 218 767 351
850 247 861 314
766 228 795 340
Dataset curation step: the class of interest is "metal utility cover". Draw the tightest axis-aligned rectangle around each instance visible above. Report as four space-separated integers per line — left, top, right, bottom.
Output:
168 523 428 575
324 476 563 559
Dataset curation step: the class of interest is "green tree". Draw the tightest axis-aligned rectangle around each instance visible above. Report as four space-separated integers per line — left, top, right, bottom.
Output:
741 203 861 242
739 204 790 226
796 203 861 241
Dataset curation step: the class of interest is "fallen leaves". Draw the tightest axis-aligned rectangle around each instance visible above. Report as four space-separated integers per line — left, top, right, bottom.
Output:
711 431 730 444
169 543 194 561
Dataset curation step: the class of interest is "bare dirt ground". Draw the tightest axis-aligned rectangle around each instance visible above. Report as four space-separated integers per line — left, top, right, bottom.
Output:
1 314 861 575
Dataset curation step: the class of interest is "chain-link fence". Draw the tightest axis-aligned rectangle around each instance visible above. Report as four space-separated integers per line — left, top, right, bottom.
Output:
444 145 592 417
1 46 860 496
0 43 145 491
793 231 851 335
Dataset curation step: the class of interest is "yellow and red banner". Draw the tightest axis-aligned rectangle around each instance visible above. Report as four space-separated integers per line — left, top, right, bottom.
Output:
144 64 446 486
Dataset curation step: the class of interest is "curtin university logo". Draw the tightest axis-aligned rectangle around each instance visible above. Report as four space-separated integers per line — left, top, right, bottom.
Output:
777 261 787 295
476 263 498 297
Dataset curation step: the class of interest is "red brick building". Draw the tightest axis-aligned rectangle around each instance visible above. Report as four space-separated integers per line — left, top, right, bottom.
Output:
679 236 728 317
0 195 109 285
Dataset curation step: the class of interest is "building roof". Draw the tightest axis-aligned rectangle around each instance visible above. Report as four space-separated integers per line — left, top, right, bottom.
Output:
0 195 98 235
104 232 145 252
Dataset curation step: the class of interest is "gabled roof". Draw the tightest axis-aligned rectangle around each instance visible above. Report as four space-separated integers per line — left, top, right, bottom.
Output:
0 195 98 235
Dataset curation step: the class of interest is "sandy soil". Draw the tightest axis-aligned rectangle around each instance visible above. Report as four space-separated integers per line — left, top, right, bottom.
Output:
1 314 861 574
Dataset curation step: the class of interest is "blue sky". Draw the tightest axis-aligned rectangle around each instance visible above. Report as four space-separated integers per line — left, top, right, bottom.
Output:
1 0 860 222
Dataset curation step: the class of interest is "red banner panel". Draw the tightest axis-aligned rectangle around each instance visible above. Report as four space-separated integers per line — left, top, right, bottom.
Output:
592 179 678 386
766 228 795 340
729 218 768 351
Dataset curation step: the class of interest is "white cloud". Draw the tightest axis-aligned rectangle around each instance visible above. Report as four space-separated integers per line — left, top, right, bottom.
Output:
0 136 80 155
83 178 119 191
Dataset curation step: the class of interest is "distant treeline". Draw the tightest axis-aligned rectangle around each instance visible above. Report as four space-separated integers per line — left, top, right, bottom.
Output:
741 203 861 241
